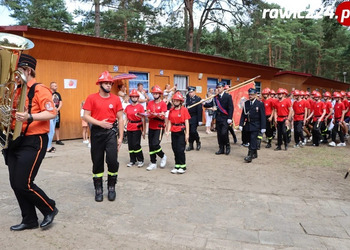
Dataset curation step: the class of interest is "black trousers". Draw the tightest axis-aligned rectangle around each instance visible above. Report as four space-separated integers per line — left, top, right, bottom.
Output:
277 120 288 147
247 130 259 151
148 129 165 163
127 130 144 163
189 122 200 143
312 121 325 146
171 131 186 169
332 121 345 143
7 134 56 224
91 126 119 176
216 119 229 147
265 115 274 140
293 120 304 144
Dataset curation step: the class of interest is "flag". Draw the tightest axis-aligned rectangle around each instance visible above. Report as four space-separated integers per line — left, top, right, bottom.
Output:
228 81 255 127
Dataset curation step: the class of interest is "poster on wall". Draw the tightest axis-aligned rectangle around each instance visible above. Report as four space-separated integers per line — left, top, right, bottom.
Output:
64 79 77 89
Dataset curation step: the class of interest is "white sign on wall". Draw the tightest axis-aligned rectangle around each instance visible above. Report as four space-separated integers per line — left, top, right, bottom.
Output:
64 79 77 89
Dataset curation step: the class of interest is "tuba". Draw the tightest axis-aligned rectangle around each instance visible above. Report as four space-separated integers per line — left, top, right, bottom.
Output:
0 32 34 149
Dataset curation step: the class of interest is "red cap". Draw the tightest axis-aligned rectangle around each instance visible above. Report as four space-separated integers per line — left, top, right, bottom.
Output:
293 90 300 96
129 89 139 97
323 91 331 97
151 85 163 94
96 71 114 85
333 92 341 98
172 92 184 102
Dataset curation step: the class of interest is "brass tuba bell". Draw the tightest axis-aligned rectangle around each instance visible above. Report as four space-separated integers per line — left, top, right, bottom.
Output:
0 32 34 149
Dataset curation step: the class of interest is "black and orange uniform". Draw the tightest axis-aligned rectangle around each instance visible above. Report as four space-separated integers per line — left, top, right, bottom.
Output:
332 101 346 143
124 104 144 164
262 97 274 147
274 98 291 149
292 99 306 145
147 100 167 164
311 100 326 146
168 106 191 170
83 92 123 180
7 78 57 226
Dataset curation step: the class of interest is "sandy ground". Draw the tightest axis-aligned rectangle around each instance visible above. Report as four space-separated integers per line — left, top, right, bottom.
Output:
0 127 350 249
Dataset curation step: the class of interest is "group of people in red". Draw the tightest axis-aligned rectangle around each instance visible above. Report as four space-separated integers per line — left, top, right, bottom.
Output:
261 87 350 150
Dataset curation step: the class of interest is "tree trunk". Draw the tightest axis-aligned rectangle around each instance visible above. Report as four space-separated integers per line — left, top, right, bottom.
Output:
184 0 194 52
268 41 272 66
94 0 100 37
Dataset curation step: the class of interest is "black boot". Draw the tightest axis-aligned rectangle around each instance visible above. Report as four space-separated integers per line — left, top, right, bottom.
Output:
225 144 230 155
107 175 117 201
215 145 224 155
244 150 253 163
93 177 103 202
186 142 194 151
252 149 258 159
266 139 272 148
196 141 201 151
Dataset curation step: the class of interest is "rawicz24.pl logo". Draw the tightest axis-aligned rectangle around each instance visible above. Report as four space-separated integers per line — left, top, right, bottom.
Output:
262 2 350 26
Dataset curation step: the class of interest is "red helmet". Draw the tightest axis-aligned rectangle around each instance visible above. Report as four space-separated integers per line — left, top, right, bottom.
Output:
129 89 139 97
323 91 331 97
96 71 114 85
151 85 162 94
340 91 346 96
172 92 184 102
299 90 305 96
314 91 321 98
306 91 310 96
277 88 285 94
347 92 350 98
333 92 341 98
283 89 288 95
311 90 317 96
262 88 270 94
270 89 276 95
293 90 300 96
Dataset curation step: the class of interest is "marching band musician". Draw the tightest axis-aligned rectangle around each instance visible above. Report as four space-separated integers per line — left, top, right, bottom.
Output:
185 86 203 151
124 89 146 168
83 71 124 202
6 54 58 230
214 82 234 155
239 88 266 163
146 85 167 171
166 92 190 174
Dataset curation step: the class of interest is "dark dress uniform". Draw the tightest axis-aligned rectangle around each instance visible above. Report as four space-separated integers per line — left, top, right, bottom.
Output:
185 86 203 151
214 82 234 155
239 90 266 163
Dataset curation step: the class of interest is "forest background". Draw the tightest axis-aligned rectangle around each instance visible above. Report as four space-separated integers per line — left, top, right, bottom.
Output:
1 0 349 83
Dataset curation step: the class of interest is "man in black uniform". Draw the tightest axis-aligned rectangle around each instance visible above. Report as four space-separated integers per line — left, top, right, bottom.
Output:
214 82 234 155
185 86 203 151
239 88 266 163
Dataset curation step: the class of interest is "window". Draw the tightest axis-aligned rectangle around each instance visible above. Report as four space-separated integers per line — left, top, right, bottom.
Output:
174 75 188 96
207 78 218 92
221 79 231 87
255 82 261 93
128 72 149 92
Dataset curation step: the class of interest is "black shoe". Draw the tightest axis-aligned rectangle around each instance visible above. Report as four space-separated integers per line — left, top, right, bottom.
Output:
40 207 58 229
215 148 224 155
225 145 230 155
265 143 271 148
196 141 201 151
186 143 194 151
252 150 257 159
274 146 282 151
244 150 253 163
10 222 38 231
56 140 64 145
108 187 116 201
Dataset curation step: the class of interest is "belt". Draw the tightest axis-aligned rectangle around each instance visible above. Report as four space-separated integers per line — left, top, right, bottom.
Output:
129 120 142 123
278 115 287 118
173 123 185 126
295 113 304 115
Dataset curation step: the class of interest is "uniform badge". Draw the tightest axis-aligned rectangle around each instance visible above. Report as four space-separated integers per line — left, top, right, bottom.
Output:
256 107 259 112
109 104 114 109
134 109 137 112
45 102 54 111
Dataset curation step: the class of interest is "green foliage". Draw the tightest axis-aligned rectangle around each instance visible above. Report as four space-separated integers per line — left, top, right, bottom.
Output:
3 0 74 31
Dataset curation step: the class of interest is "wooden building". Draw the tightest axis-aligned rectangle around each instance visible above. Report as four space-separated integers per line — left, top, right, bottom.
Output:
1 26 349 140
